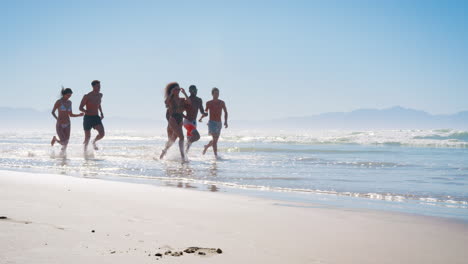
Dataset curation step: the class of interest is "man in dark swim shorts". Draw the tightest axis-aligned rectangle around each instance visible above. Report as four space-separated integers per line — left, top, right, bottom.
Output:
79 80 105 152
83 115 102 131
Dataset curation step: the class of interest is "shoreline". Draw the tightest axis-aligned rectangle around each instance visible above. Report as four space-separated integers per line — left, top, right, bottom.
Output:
1 169 467 264
2 166 467 222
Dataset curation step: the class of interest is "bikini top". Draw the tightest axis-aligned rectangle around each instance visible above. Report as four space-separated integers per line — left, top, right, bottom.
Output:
59 101 72 112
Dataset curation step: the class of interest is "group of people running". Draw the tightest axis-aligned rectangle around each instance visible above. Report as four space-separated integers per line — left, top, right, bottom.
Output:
159 82 228 160
51 80 228 160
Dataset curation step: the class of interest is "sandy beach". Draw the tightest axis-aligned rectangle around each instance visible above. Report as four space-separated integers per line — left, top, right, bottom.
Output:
0 169 467 264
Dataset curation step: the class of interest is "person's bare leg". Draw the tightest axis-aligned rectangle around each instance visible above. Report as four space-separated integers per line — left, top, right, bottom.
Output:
160 125 176 160
203 138 213 155
51 136 58 146
54 124 70 147
92 124 105 150
179 138 185 160
161 119 184 160
83 130 91 152
160 140 175 159
53 124 65 146
167 125 172 140
60 141 68 156
56 138 64 146
170 120 185 160
186 130 199 153
185 139 192 153
63 126 71 144
212 134 220 157
60 126 71 155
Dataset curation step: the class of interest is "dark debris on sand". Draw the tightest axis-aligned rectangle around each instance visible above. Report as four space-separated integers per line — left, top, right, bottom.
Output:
145 246 222 259
183 247 223 255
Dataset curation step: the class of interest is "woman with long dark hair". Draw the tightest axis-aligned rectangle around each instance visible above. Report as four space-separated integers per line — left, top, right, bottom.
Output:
51 87 84 154
160 82 190 160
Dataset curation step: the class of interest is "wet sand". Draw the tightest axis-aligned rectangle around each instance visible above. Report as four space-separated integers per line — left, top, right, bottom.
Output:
0 170 467 264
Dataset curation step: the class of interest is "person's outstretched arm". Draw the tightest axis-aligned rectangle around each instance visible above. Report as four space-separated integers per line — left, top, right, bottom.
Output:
199 102 209 122
51 101 59 120
69 102 84 117
181 88 191 105
223 102 228 128
99 105 104 120
199 98 207 117
79 95 87 114
99 94 104 120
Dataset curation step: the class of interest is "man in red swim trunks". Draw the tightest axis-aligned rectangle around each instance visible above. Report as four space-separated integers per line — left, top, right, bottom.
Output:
183 85 207 153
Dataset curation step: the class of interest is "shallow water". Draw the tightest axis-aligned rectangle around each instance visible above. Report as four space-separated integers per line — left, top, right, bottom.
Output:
0 129 467 221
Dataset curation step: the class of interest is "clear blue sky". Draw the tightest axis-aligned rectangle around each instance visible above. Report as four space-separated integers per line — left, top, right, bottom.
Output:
2 0 467 120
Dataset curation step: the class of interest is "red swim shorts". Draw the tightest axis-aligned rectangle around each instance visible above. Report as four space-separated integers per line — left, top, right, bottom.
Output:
183 119 197 137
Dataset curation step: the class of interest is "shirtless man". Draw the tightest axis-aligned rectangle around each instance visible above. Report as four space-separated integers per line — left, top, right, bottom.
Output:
183 85 207 153
199 87 228 157
79 80 105 152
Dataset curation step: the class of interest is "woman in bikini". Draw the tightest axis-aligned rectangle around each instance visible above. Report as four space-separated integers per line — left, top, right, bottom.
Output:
51 87 84 154
160 82 190 160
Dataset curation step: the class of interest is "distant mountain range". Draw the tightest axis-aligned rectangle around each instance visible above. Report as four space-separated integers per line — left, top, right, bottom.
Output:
0 106 467 130
237 106 468 130
271 106 468 129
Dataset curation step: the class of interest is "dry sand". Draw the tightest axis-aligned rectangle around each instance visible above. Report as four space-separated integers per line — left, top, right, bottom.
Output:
0 169 467 264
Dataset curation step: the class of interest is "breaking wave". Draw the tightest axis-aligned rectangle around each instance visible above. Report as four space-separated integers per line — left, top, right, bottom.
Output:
220 129 468 148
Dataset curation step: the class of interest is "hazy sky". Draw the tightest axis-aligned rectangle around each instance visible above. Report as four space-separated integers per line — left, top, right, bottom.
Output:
2 0 467 120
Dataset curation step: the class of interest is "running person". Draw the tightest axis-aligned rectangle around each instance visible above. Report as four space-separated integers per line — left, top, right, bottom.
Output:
160 82 191 160
51 87 84 154
183 85 207 153
199 87 228 158
79 80 105 152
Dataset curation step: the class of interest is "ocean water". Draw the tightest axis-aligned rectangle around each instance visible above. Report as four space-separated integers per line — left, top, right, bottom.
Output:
0 128 467 221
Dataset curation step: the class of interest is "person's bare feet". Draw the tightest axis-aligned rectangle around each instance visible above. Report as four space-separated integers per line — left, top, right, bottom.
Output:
51 136 57 146
185 143 192 153
92 140 99 151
